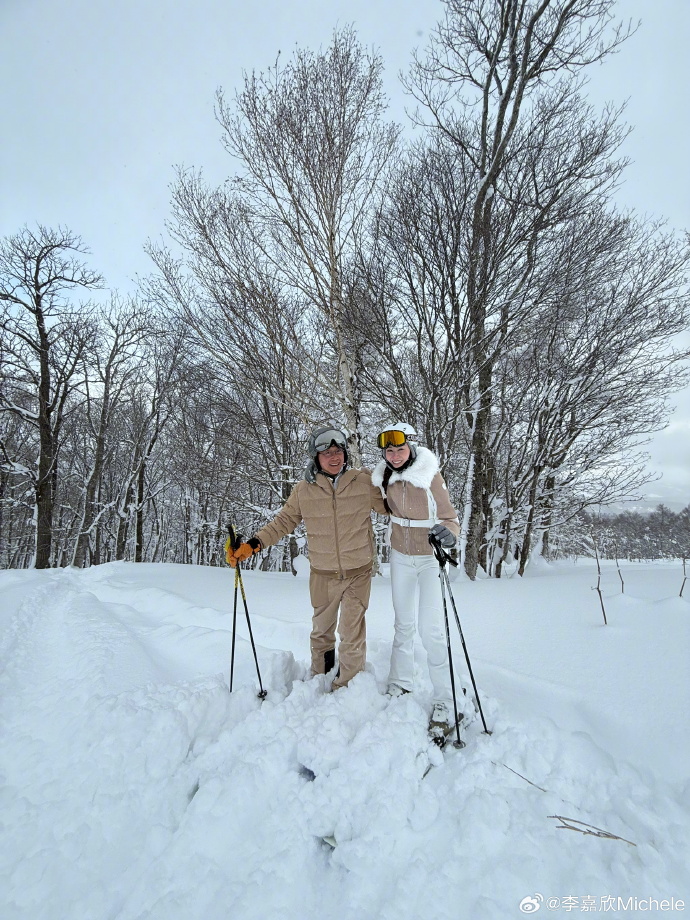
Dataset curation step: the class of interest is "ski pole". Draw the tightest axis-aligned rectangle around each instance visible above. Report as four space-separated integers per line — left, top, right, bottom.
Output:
227 524 267 700
430 535 491 735
437 563 465 749
230 563 239 691
441 565 490 733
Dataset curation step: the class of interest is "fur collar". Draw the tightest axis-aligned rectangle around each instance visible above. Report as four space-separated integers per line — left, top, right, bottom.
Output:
372 445 439 490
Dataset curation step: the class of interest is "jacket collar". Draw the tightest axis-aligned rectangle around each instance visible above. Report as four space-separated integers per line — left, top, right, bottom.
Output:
304 460 348 484
311 467 360 493
372 446 438 490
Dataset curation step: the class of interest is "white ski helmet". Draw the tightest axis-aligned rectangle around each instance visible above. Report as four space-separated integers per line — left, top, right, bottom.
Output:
376 422 417 450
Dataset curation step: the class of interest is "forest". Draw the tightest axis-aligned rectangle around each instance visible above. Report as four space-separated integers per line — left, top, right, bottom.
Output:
1 0 689 576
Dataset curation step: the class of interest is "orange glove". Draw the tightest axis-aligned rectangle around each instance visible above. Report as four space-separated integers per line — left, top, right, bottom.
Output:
224 536 262 567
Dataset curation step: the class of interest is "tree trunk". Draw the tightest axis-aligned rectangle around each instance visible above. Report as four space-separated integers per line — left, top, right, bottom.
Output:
115 486 132 561
135 463 145 562
518 470 541 576
464 361 492 579
72 405 109 567
540 474 556 561
494 511 514 579
92 480 103 566
34 305 55 569
34 427 55 569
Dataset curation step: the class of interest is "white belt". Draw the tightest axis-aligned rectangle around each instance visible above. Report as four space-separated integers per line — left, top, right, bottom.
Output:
390 515 435 528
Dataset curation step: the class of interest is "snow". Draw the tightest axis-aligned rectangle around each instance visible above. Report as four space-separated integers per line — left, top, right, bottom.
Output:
1 559 688 919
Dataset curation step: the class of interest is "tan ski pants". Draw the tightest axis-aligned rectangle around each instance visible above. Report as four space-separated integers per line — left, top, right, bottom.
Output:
309 566 371 689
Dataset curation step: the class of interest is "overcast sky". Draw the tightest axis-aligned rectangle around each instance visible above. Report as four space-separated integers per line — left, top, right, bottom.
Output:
1 0 688 510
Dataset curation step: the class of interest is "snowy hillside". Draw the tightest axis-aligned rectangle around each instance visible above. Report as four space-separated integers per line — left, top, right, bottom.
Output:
1 560 688 919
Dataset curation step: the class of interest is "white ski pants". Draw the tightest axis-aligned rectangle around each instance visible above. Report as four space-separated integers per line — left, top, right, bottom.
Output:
388 549 452 706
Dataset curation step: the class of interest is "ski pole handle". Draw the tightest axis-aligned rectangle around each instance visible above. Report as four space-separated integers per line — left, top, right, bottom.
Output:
225 523 247 565
228 523 244 552
429 533 458 567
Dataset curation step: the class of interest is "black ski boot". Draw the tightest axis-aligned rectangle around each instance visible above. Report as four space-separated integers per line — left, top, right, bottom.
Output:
324 649 340 680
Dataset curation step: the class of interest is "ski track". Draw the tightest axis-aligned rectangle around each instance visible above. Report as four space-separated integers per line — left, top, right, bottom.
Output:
1 564 688 920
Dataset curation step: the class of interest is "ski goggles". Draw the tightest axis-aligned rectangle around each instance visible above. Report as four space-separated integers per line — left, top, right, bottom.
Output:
377 429 409 449
313 428 347 452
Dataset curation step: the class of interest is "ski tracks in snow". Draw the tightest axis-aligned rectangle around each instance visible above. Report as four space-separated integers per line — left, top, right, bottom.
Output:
0 571 236 919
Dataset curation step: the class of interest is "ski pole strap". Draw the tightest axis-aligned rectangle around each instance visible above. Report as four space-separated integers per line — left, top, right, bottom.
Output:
228 523 241 551
429 533 458 567
390 515 436 528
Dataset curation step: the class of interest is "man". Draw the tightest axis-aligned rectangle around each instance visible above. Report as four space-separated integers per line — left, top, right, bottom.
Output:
227 426 387 690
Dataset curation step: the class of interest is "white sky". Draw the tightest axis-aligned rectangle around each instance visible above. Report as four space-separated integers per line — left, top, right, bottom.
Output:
1 0 688 510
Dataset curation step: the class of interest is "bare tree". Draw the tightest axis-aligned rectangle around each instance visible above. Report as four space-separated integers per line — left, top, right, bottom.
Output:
71 297 150 567
0 225 102 567
406 0 633 577
111 316 189 563
487 206 690 575
362 135 474 474
146 231 321 571
0 402 36 567
214 27 400 462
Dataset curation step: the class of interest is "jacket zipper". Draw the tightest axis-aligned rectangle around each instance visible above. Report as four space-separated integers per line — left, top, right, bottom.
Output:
402 480 409 554
332 486 344 578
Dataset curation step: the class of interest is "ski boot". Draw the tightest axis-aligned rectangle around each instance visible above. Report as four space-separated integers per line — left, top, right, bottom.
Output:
429 702 465 749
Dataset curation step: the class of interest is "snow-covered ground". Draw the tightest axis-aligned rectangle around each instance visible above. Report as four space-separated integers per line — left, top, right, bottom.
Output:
1 558 688 919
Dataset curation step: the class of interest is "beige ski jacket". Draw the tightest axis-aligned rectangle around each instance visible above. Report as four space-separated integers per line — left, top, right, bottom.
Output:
255 468 386 577
371 446 459 556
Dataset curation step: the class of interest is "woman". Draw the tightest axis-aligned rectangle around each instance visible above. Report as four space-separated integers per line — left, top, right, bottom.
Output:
372 422 461 742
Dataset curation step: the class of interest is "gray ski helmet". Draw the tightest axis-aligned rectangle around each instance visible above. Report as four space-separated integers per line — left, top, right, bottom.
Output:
308 426 349 462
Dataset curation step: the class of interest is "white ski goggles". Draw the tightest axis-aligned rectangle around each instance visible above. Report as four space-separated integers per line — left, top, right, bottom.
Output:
313 429 347 452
